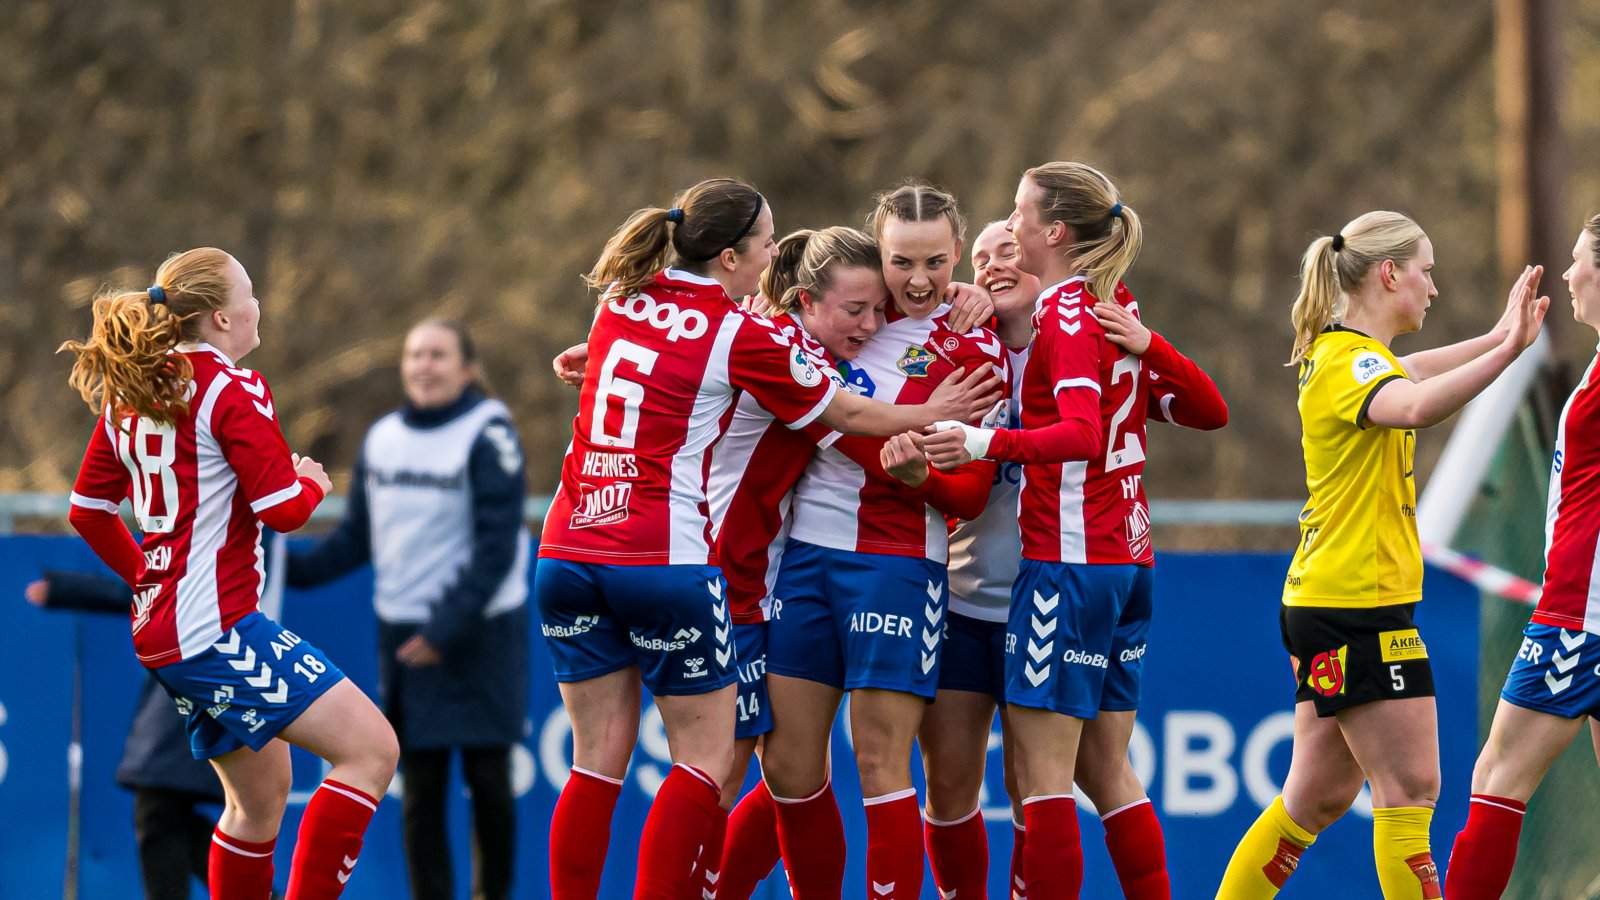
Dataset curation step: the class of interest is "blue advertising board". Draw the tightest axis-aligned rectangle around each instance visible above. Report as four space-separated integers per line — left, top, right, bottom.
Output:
0 538 1478 898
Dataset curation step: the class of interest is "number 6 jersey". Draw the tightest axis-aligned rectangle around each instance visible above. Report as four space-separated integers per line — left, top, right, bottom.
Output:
539 268 839 567
69 343 323 666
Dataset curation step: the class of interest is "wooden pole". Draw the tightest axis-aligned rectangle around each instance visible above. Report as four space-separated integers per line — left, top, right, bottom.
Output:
1496 0 1566 339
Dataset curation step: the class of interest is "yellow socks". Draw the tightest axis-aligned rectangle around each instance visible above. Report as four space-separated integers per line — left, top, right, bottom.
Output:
1215 796 1317 899
1372 806 1441 899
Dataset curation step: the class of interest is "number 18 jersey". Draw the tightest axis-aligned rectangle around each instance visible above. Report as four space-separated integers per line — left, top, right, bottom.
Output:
539 269 839 567
70 344 310 666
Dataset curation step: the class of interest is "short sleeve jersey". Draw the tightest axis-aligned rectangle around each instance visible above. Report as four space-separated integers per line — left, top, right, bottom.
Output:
1536 352 1600 633
69 344 306 665
539 269 839 567
1283 327 1420 608
787 304 1008 562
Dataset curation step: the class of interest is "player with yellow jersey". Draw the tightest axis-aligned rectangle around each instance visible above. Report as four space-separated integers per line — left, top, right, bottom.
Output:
1215 211 1549 900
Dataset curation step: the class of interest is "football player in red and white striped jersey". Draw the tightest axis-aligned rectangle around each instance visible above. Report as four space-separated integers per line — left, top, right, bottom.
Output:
1446 217 1600 898
762 183 1010 900
62 248 398 898
534 179 1001 900
926 163 1227 898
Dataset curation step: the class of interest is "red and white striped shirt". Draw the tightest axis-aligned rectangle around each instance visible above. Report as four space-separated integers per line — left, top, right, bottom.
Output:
789 305 1007 562
1538 353 1600 634
994 279 1225 565
707 317 841 624
540 269 839 567
69 344 321 666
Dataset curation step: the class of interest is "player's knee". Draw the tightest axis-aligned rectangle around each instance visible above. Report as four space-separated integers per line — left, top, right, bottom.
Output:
923 764 981 819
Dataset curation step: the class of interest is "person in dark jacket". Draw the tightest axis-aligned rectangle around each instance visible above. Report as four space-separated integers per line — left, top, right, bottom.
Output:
288 318 529 900
26 533 287 900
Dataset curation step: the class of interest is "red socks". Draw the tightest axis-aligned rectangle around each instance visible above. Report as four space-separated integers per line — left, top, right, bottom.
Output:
1445 794 1527 900
209 828 276 899
1022 795 1082 899
1101 798 1170 899
863 788 923 900
692 805 730 899
1009 820 1026 899
285 779 379 899
925 807 989 898
551 767 623 899
720 780 782 899
636 764 722 899
772 779 847 899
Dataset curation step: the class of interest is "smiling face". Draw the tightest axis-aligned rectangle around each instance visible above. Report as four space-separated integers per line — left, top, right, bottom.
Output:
401 322 477 410
799 265 887 361
972 221 1042 322
1005 176 1062 280
880 216 960 319
1565 229 1600 329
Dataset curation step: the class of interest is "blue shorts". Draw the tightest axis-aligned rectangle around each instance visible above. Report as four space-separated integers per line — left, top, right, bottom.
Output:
534 559 737 697
1005 561 1152 717
1501 621 1600 719
938 612 1007 702
733 622 773 740
150 613 345 760
766 540 947 699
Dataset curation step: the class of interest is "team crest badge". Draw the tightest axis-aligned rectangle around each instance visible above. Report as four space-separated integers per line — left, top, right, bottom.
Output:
897 346 935 377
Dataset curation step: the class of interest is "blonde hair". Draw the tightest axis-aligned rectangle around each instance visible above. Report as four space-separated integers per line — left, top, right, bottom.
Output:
1585 213 1600 269
1288 211 1427 365
760 227 881 315
1024 161 1142 302
584 178 764 304
60 247 235 427
866 181 966 246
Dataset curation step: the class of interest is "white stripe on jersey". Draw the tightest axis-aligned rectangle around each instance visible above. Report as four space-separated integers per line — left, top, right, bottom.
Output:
177 372 237 659
668 311 742 565
250 482 302 513
706 391 772 541
1057 460 1089 565
1055 378 1102 394
790 444 868 552
70 491 121 513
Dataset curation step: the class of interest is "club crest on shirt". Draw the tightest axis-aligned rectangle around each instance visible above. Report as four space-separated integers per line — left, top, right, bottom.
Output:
897 346 935 377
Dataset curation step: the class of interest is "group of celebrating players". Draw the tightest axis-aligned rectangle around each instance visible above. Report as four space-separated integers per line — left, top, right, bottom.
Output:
52 156 1600 900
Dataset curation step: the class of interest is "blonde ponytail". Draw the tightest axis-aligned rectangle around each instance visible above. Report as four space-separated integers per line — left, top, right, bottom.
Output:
1287 211 1427 365
1024 162 1142 301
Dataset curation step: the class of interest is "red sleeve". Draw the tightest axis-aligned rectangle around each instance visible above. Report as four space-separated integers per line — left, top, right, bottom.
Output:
67 416 143 584
727 316 839 430
1142 331 1228 430
911 461 996 520
831 435 994 519
986 313 1105 463
212 372 323 531
68 505 144 586
257 477 326 532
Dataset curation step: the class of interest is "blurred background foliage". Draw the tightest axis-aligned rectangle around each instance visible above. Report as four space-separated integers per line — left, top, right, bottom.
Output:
6 0 1600 523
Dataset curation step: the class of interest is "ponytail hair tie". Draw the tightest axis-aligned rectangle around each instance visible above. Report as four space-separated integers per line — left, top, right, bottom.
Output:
1110 203 1123 219
667 207 684 225
1331 234 1345 252
147 285 167 305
